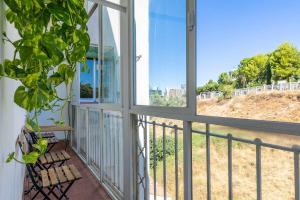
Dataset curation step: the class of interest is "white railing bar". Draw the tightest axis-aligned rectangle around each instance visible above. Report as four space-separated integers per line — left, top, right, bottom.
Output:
255 139 262 200
162 123 167 200
294 146 300 200
139 120 297 152
144 119 149 200
206 124 211 200
183 121 193 200
193 129 295 152
228 134 233 200
174 125 179 200
152 121 157 200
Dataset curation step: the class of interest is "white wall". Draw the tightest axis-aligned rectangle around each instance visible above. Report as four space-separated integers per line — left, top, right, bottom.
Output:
38 84 69 139
0 1 26 199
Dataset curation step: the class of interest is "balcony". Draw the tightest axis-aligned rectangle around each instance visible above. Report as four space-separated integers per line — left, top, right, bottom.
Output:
69 105 300 200
1 0 300 200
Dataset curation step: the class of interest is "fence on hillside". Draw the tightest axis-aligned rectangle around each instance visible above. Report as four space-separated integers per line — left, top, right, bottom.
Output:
197 81 300 100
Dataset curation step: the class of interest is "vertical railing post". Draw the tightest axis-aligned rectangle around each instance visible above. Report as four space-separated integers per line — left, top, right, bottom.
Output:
293 145 300 200
152 121 157 200
86 108 90 164
255 138 262 200
162 123 167 200
183 121 193 200
206 124 211 200
175 125 179 200
228 134 233 200
76 106 79 152
144 117 149 200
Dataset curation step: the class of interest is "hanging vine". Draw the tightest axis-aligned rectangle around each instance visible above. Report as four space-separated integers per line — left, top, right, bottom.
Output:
0 0 90 163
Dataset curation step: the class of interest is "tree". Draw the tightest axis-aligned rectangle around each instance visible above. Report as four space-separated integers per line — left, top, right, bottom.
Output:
235 54 269 88
150 92 165 106
219 84 234 99
218 72 233 85
269 42 300 82
197 80 219 94
80 83 93 98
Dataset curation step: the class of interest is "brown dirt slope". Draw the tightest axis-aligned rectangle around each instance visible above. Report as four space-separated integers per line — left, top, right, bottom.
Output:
198 91 300 123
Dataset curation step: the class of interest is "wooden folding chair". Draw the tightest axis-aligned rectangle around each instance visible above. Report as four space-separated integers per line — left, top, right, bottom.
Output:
38 150 71 169
23 130 71 170
40 132 56 139
25 159 82 200
19 135 82 200
29 131 59 153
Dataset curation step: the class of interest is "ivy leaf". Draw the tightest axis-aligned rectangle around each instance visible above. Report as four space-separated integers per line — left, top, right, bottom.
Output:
81 62 88 72
14 86 30 111
0 63 4 76
32 138 48 154
69 0 81 7
4 0 20 13
41 35 64 65
25 117 40 132
48 72 64 86
22 73 40 87
22 151 39 164
5 9 16 23
48 3 72 26
6 152 15 163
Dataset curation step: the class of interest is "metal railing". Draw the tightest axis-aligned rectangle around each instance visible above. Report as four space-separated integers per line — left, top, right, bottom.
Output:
198 81 300 100
137 117 300 200
71 105 124 199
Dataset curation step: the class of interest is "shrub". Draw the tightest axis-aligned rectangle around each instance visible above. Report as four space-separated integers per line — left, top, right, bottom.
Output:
149 135 182 168
219 84 234 99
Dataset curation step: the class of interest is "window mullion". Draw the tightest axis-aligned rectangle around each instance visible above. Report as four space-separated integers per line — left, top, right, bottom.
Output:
186 0 197 115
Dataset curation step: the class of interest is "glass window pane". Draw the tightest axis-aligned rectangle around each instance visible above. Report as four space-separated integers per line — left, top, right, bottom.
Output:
80 5 99 102
80 60 95 100
197 0 300 123
102 111 123 192
100 7 121 103
134 0 187 107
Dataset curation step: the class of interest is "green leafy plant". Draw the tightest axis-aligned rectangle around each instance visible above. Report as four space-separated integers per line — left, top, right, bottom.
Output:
150 135 183 168
0 0 90 164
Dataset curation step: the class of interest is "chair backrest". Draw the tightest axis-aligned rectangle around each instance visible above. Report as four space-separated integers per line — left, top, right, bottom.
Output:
22 129 38 151
17 130 42 189
17 129 30 154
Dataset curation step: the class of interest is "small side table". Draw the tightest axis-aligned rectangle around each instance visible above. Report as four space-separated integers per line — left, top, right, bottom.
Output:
38 125 74 150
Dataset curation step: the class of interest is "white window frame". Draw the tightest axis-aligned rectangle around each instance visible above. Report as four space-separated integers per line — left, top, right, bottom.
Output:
131 0 196 116
76 1 300 200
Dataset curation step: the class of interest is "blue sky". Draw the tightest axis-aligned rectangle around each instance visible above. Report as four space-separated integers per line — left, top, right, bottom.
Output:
149 0 300 89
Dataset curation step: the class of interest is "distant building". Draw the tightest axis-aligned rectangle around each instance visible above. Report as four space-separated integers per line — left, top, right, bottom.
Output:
164 84 186 98
149 87 163 96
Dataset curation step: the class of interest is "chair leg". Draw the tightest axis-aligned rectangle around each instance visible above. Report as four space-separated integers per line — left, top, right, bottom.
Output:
47 186 60 199
31 190 40 200
58 181 74 200
46 143 55 152
59 160 66 167
31 187 51 200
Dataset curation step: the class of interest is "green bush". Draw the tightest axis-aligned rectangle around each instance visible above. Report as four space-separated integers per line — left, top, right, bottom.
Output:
219 84 234 99
150 135 182 168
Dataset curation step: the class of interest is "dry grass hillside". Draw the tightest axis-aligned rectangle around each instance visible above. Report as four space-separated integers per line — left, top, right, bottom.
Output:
151 91 300 200
198 91 300 123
